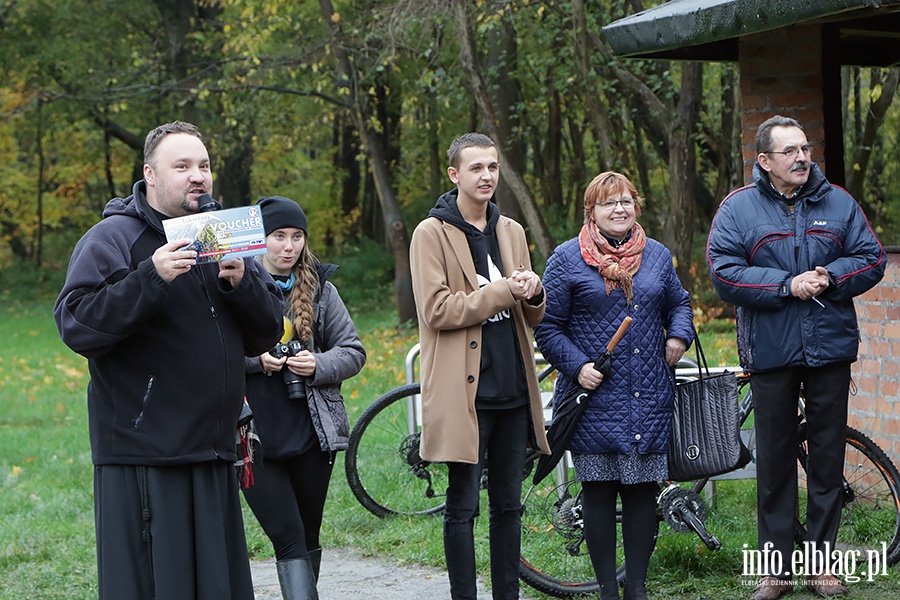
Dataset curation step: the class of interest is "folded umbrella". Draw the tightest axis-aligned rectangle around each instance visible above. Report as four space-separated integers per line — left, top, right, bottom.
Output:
531 316 633 485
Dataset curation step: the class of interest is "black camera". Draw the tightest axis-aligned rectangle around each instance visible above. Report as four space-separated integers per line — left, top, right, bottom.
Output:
270 340 307 400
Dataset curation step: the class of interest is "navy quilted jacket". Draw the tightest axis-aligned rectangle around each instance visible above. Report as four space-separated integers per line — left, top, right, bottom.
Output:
534 236 694 455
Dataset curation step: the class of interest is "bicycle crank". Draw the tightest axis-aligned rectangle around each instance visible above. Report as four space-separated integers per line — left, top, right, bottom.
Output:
658 485 722 551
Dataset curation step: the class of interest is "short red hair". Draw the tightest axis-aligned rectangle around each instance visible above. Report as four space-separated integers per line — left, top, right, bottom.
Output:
582 171 644 224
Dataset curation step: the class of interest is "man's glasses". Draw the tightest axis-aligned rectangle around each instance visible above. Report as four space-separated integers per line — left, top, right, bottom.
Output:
598 198 635 210
766 145 814 159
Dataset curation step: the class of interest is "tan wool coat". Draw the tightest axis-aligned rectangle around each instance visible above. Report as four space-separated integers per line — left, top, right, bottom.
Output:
409 214 551 464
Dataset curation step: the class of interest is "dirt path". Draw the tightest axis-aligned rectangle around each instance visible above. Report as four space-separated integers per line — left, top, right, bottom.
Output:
250 548 541 599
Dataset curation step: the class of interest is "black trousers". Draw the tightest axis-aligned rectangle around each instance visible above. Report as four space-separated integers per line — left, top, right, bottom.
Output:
94 462 254 600
241 446 334 561
750 362 851 576
444 405 529 600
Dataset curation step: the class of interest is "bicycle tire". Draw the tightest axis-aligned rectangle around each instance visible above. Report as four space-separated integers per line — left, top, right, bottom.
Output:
519 455 663 597
345 383 448 517
518 473 601 597
796 424 900 565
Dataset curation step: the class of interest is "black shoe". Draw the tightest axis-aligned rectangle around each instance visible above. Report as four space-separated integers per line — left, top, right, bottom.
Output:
623 579 648 600
276 558 319 600
600 580 621 600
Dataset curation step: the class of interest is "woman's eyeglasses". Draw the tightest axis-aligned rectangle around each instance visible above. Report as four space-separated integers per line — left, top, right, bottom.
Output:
598 198 635 210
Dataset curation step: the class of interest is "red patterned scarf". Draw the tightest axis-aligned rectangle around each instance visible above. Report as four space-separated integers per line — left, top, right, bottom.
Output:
578 221 647 303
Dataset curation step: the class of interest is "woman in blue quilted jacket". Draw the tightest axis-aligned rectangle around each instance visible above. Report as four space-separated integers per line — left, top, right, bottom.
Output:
534 171 694 600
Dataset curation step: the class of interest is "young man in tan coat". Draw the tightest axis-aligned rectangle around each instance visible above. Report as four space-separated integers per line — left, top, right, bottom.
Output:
410 132 550 599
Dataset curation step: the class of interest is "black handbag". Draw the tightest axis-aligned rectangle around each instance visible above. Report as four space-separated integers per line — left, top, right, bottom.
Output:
667 330 751 482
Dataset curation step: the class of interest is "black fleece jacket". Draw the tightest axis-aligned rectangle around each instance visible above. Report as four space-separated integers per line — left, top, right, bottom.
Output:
55 180 284 466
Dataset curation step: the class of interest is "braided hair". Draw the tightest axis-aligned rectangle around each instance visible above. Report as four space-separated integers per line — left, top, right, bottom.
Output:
286 237 320 347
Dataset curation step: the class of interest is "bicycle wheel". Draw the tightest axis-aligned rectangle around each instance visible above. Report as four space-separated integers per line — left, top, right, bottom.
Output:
345 383 448 517
796 424 900 565
519 463 602 597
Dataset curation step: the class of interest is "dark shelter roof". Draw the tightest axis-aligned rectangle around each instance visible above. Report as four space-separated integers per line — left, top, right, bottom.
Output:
602 0 900 66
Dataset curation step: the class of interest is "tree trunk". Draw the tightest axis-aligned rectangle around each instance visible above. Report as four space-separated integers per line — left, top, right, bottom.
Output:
486 17 526 224
662 63 703 290
451 0 555 261
543 90 564 210
318 0 416 323
846 69 900 204
216 128 254 207
571 0 612 174
35 99 45 267
424 101 444 202
566 114 588 224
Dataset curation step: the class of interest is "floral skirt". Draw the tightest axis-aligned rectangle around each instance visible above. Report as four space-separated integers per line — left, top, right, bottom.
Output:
572 443 667 484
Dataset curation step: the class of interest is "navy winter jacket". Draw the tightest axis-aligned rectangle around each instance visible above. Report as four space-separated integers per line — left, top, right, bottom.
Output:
534 236 694 455
706 163 884 372
55 181 284 466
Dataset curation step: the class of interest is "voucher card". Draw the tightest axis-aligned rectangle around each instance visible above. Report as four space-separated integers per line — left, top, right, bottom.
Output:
163 205 267 263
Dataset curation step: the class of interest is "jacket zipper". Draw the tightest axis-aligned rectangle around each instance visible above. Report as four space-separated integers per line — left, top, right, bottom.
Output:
197 267 228 457
132 376 155 429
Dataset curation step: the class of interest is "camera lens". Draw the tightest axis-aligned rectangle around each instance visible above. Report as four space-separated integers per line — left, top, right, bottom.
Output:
283 371 306 400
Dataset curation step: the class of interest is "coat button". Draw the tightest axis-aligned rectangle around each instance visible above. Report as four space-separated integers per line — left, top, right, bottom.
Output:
470 341 478 349
634 392 640 398
634 304 640 311
467 375 475 383
633 348 640 354
635 433 642 441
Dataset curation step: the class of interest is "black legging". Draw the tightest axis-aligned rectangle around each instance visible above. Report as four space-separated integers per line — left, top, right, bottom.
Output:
241 447 334 561
581 480 658 583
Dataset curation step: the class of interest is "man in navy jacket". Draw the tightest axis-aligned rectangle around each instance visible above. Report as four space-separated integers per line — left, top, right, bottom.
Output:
707 115 884 600
55 121 283 600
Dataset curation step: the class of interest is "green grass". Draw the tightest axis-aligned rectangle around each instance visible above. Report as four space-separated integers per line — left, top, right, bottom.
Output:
2 293 899 599
0 302 96 599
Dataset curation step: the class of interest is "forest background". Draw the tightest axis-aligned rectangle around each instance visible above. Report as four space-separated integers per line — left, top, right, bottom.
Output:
1 0 899 321
3 2 900 597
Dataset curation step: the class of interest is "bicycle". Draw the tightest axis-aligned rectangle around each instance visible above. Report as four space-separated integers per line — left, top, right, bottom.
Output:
344 350 900 598
344 345 556 518
516 372 900 597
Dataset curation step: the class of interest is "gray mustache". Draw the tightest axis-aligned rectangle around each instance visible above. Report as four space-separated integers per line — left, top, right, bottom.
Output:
791 162 809 173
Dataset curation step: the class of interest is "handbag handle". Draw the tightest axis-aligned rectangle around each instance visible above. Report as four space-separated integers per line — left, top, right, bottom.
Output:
689 323 711 379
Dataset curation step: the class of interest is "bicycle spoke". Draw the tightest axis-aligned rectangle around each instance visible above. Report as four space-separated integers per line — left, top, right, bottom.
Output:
519 472 601 597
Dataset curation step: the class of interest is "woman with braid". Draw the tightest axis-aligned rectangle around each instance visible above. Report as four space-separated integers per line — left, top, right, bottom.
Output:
243 196 366 600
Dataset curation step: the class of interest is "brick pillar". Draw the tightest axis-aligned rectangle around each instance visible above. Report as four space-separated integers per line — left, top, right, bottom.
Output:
738 24 831 184
852 250 900 460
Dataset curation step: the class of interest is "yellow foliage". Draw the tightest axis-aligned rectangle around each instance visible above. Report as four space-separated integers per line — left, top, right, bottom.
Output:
55 363 85 379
